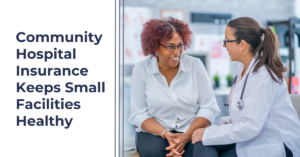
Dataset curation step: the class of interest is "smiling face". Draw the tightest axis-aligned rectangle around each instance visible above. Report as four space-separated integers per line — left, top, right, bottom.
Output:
156 32 183 69
223 26 243 62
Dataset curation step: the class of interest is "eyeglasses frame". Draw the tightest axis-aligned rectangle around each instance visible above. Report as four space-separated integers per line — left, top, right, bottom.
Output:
223 38 241 47
159 43 184 52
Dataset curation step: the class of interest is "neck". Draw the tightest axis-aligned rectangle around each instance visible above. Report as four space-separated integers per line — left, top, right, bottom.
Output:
240 52 254 76
158 60 178 73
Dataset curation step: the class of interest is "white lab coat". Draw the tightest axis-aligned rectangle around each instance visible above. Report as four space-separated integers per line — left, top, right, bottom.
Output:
202 57 300 157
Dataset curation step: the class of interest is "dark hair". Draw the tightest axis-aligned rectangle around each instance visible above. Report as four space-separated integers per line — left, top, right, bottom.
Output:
228 17 286 83
140 17 192 56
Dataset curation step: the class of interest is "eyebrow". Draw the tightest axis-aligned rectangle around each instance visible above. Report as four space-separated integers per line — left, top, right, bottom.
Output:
165 42 183 45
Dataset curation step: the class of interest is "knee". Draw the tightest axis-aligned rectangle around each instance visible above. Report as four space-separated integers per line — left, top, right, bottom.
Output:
194 141 205 149
138 147 167 157
193 141 217 157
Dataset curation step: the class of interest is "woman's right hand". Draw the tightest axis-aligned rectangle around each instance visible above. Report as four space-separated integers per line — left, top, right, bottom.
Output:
164 131 181 156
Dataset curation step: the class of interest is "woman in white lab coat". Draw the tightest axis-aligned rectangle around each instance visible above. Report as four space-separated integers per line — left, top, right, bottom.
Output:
191 17 300 157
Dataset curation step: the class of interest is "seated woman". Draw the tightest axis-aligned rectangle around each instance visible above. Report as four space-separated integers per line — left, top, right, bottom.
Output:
128 17 220 157
192 17 300 157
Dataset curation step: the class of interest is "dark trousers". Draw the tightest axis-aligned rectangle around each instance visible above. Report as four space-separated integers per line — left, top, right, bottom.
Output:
193 142 236 157
193 142 293 157
136 131 194 157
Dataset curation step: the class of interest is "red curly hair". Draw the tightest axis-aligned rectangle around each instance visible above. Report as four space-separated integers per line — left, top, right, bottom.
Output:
140 17 192 56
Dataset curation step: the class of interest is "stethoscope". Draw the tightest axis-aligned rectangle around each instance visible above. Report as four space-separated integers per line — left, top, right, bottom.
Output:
224 59 258 110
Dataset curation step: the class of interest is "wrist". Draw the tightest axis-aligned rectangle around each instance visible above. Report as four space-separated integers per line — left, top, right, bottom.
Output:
182 133 192 142
161 130 170 139
184 131 193 139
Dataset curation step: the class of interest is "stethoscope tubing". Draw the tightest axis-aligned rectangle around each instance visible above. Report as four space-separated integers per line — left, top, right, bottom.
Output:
224 59 259 109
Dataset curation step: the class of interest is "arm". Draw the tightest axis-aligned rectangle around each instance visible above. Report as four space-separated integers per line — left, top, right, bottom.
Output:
202 69 276 145
141 118 167 137
184 117 211 139
167 60 219 155
195 59 220 125
128 65 152 129
128 64 180 155
184 60 220 137
128 65 166 135
216 116 231 125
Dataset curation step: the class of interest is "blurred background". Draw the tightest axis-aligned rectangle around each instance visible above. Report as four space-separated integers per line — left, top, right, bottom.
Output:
119 0 300 156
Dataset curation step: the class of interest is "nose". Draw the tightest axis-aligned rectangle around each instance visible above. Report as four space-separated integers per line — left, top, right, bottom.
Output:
173 48 180 56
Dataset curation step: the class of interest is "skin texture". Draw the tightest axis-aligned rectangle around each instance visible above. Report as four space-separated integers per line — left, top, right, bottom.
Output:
141 32 211 157
191 26 255 145
156 32 183 86
223 26 254 77
140 17 192 56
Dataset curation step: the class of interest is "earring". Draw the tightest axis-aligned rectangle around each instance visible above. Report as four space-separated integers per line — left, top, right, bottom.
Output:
240 49 241 51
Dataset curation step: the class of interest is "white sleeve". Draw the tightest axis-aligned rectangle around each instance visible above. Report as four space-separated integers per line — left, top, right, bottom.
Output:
195 59 220 124
202 68 276 145
215 116 232 125
128 65 151 129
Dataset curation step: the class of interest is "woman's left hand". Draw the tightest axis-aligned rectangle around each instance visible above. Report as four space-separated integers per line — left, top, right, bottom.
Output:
191 128 206 144
166 133 191 157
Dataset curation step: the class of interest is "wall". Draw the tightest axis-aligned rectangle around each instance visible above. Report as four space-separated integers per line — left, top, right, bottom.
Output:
124 0 296 49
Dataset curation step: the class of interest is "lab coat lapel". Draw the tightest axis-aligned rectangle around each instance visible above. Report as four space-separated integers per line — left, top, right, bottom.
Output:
234 57 258 92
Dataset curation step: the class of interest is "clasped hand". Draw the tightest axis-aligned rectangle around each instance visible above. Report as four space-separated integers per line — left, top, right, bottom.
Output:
164 132 191 157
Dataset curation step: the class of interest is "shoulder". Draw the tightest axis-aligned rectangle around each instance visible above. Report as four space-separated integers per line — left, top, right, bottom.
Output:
250 64 282 88
132 56 152 72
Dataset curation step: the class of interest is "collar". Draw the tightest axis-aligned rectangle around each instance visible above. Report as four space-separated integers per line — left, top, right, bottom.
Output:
148 54 190 75
236 56 259 76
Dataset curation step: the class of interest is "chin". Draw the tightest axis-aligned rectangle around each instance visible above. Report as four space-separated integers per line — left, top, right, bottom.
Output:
168 62 179 68
229 56 236 61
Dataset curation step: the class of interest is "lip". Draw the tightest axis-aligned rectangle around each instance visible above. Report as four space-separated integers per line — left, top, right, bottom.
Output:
169 57 179 62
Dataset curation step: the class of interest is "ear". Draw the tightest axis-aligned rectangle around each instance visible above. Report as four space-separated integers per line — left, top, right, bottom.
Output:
155 45 162 56
239 40 248 51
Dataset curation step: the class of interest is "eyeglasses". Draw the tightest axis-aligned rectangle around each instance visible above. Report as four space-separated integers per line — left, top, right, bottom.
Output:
223 38 241 47
160 43 184 52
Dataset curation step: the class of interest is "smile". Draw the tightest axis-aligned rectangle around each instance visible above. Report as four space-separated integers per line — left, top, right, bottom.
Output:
170 57 179 61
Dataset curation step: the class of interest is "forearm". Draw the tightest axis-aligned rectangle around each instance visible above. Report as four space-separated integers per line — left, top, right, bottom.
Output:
185 117 211 139
141 117 167 137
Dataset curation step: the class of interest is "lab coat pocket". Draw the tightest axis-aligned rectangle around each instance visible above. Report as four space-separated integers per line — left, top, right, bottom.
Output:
246 143 285 157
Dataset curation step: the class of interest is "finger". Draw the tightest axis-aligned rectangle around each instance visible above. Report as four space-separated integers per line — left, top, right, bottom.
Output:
167 133 177 137
192 138 197 144
179 150 185 156
165 143 177 150
166 150 175 157
175 144 184 153
165 152 173 157
171 137 180 144
192 137 201 144
166 149 176 157
192 133 195 139
171 148 180 155
192 133 197 140
192 130 198 137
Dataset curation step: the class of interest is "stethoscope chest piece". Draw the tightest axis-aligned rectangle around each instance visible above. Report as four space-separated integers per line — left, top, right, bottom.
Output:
236 100 244 110
225 59 258 110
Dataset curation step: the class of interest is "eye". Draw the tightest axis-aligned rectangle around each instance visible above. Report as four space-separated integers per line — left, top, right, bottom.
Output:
166 46 175 50
178 44 183 49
